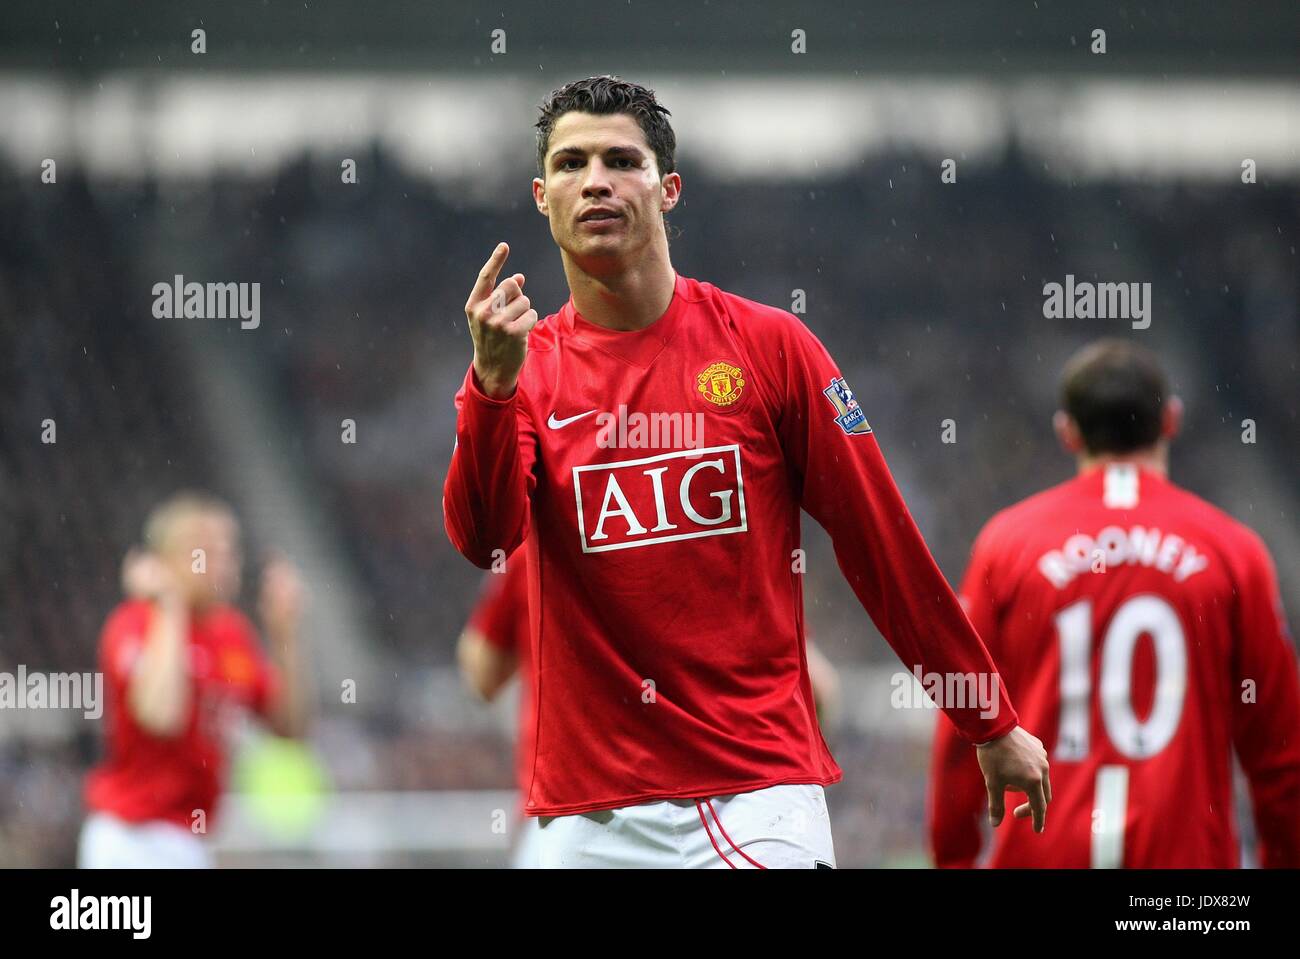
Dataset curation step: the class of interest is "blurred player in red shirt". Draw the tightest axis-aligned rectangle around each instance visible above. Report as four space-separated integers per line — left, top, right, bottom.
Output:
929 339 1300 868
443 75 1050 867
79 492 311 868
458 549 843 867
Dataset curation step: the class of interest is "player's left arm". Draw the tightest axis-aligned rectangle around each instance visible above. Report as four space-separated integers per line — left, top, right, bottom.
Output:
1230 536 1300 867
769 312 1049 831
256 555 311 739
458 627 519 702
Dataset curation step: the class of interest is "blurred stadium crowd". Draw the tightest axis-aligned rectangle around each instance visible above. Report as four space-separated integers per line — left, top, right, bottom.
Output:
2 145 1296 865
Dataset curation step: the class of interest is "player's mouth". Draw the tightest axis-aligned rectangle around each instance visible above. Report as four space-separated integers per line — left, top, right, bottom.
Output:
579 207 622 228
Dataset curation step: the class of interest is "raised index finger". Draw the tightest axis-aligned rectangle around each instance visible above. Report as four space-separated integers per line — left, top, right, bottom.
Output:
469 242 510 307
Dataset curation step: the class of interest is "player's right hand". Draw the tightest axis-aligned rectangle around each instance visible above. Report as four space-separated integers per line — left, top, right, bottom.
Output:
259 553 305 640
465 242 538 398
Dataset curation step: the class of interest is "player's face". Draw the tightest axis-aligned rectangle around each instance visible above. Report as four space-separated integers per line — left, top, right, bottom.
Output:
535 111 674 265
169 510 243 608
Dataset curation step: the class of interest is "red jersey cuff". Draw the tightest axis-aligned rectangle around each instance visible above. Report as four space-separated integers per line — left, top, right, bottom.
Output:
465 364 518 407
967 711 1020 747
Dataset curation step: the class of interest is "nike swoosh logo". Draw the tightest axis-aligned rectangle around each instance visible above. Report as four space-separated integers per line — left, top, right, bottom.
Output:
547 410 598 429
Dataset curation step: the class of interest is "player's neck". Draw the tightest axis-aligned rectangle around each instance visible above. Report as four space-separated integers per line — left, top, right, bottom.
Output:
1077 448 1168 479
187 595 223 618
563 248 676 332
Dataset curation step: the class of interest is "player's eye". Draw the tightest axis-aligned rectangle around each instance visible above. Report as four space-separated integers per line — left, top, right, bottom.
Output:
558 157 635 171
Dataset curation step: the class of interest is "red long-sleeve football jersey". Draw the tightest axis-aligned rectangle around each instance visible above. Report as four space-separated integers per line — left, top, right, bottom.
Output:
444 272 1020 816
928 464 1300 868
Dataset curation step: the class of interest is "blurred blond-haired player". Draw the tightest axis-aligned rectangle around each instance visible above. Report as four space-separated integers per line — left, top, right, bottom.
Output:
79 492 311 867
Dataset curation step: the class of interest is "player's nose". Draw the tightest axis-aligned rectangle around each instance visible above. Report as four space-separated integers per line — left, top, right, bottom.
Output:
581 159 614 196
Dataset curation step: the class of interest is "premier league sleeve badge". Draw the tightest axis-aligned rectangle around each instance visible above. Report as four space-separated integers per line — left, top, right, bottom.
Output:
823 376 872 435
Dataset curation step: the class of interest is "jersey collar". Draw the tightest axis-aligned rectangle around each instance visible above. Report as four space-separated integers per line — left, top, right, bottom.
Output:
561 272 690 369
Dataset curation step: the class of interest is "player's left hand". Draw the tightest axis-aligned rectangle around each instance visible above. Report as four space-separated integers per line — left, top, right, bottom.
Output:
258 554 305 639
976 725 1052 833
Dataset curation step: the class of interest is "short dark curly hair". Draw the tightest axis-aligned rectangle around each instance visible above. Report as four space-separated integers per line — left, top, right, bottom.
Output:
535 75 676 180
1060 338 1169 455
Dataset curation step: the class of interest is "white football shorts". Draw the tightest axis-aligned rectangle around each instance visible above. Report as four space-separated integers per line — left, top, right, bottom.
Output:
77 811 214 869
532 782 835 869
511 813 544 868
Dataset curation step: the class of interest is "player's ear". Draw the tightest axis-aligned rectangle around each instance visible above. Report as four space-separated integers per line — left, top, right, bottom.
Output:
1161 395 1183 441
532 177 548 216
1053 410 1083 454
660 171 681 214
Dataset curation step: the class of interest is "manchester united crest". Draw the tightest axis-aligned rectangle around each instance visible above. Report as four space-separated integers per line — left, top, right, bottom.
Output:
696 362 745 407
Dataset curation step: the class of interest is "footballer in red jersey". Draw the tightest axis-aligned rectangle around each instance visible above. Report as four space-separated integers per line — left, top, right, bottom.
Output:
458 549 843 867
79 492 311 868
929 339 1300 868
442 75 1050 867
